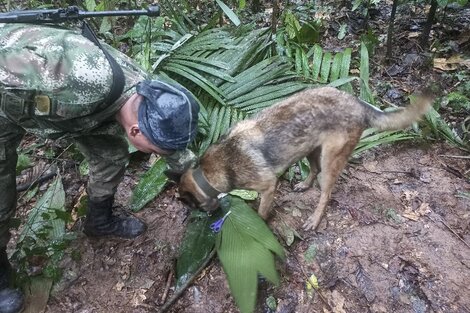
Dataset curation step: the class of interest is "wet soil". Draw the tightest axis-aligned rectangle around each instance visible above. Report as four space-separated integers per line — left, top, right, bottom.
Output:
42 142 470 313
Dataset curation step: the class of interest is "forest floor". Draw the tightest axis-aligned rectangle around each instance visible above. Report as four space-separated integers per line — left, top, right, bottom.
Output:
6 1 470 313
43 143 470 313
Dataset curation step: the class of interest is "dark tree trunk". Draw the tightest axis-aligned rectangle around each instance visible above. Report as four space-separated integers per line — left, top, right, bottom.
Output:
251 0 261 13
420 0 438 48
271 0 279 54
386 0 399 62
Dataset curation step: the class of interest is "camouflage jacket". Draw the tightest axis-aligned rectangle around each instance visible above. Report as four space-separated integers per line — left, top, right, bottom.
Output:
0 23 148 138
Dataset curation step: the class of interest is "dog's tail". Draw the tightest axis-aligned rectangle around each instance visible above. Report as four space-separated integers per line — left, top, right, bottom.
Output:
363 93 433 131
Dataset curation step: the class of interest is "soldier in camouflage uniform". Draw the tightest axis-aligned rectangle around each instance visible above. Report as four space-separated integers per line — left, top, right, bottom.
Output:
0 23 199 313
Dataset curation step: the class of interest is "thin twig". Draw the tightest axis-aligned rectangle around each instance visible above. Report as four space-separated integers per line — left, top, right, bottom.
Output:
276 232 333 311
426 214 470 250
160 267 174 305
438 154 470 160
156 249 216 313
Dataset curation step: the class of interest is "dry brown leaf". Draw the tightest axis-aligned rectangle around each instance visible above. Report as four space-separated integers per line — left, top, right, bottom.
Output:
402 212 420 221
331 290 346 313
416 202 431 216
408 32 420 38
434 56 470 71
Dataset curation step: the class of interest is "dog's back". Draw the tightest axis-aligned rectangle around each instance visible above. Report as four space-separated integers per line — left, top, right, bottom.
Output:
201 86 430 186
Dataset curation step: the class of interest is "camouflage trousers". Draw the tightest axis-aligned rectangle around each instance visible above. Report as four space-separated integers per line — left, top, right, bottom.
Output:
0 116 129 248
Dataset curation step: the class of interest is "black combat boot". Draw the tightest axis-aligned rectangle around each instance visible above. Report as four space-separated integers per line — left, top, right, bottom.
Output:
0 249 24 313
83 196 147 239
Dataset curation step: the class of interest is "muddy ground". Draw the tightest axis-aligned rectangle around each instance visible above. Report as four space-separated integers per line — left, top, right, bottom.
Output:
37 142 469 313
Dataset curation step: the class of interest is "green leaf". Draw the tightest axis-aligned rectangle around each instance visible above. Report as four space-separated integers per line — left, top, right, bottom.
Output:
79 159 89 177
339 48 353 93
218 225 258 313
84 0 96 12
16 153 32 175
215 0 241 26
296 21 321 44
162 63 227 105
24 276 53 313
354 130 417 155
359 42 374 103
329 52 343 82
311 44 323 81
424 106 466 149
229 189 258 200
301 48 310 78
306 273 319 298
328 76 359 88
352 0 363 11
319 52 332 83
130 158 168 212
266 295 277 311
216 195 285 313
338 23 347 40
295 47 303 75
170 58 235 82
225 197 285 258
176 211 220 289
20 175 66 242
304 244 317 263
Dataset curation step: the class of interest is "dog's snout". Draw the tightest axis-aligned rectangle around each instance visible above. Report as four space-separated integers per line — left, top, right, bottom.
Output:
202 197 219 212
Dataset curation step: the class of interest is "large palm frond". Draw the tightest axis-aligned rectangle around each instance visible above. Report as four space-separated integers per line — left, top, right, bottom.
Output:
129 12 310 154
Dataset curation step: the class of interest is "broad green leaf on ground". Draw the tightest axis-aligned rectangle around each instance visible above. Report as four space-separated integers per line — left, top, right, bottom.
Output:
216 195 285 313
130 157 168 212
176 211 221 289
23 276 53 313
20 175 66 242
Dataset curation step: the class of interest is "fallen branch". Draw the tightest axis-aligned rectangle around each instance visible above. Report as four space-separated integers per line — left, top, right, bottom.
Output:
16 171 57 192
160 267 174 305
156 248 216 313
438 154 470 160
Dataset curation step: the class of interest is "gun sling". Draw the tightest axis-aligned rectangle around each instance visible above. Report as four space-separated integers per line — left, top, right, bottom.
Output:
81 21 125 106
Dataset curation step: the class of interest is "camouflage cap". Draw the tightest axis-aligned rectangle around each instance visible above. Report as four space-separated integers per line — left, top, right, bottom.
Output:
137 80 199 151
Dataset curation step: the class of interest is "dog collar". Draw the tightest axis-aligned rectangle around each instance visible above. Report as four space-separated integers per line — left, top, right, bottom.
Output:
192 167 220 198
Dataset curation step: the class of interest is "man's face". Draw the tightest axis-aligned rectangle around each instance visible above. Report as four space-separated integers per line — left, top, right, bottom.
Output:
127 131 172 156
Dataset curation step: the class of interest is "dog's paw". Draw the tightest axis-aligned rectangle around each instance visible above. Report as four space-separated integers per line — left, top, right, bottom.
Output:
293 182 310 192
303 217 320 231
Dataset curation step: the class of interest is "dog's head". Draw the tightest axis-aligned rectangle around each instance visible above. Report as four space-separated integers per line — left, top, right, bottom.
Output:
168 168 220 213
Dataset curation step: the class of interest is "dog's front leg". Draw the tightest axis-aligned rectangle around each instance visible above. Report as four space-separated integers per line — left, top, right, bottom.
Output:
294 147 321 192
257 179 278 220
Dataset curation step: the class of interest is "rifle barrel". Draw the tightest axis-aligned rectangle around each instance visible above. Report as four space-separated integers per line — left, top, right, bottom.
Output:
0 5 160 23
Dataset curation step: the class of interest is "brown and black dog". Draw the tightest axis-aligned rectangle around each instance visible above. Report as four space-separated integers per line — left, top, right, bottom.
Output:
175 87 432 231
